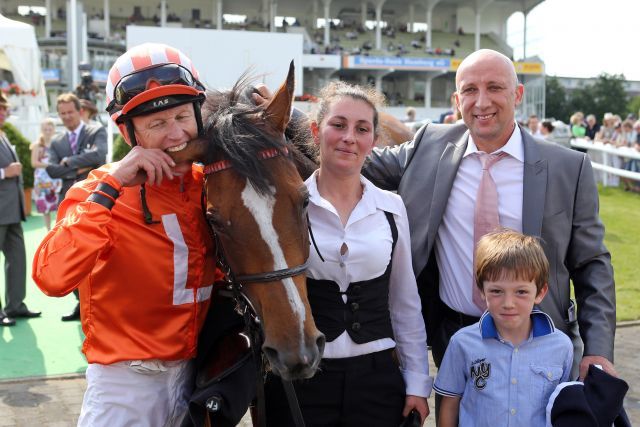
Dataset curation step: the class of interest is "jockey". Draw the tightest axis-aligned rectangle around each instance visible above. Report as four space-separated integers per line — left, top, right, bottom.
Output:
33 43 223 427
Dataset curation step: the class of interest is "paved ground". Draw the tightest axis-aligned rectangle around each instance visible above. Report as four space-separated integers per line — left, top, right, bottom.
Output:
1 324 638 426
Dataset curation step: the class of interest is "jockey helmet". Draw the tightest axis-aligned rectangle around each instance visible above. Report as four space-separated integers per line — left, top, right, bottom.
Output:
106 43 206 146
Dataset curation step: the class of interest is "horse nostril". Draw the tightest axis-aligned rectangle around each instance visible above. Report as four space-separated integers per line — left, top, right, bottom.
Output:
316 333 326 357
263 346 279 364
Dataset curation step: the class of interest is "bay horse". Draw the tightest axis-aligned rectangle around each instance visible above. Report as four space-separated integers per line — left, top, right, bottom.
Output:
169 63 324 425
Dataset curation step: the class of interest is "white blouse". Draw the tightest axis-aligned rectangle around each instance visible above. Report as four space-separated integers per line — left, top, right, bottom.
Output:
305 170 433 397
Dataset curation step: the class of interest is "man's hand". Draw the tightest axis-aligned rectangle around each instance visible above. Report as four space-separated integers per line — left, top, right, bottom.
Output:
4 162 22 178
402 395 429 424
251 84 273 106
110 146 177 187
579 355 617 380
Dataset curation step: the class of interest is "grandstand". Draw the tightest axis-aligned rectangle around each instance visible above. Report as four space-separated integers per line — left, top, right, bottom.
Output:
1 0 546 121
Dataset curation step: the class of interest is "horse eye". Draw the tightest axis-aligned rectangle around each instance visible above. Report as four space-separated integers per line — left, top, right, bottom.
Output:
302 195 310 209
206 210 225 229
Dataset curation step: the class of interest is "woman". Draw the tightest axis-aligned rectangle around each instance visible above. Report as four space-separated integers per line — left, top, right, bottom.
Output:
265 81 432 426
540 120 555 139
30 118 61 230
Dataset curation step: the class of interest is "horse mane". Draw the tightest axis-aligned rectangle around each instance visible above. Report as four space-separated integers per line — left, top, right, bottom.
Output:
200 74 287 195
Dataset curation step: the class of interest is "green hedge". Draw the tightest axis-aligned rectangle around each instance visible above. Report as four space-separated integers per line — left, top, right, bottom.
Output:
1 122 34 188
112 134 131 162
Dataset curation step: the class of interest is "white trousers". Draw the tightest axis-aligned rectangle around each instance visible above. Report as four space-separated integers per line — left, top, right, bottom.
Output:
78 359 193 427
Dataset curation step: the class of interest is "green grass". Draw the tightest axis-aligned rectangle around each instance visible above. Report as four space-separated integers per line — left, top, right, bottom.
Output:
598 186 640 321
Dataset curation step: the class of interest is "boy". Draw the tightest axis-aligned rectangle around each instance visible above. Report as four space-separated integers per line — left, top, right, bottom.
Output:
433 230 573 427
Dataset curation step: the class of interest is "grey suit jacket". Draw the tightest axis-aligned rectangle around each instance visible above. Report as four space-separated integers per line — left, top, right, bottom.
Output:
0 134 25 225
364 122 616 361
47 122 107 196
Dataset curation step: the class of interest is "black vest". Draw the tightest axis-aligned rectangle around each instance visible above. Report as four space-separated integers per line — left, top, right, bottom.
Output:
307 211 398 344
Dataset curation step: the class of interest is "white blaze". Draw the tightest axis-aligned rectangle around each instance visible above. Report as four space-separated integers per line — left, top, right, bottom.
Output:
241 182 306 344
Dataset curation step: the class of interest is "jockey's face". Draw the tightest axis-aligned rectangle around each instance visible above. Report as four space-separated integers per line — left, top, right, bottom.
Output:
132 103 198 175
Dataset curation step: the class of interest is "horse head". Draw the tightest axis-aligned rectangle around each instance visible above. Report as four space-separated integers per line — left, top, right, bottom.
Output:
170 62 324 381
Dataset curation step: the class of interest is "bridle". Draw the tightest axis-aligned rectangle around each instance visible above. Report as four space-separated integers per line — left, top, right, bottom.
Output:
202 146 309 289
200 145 307 427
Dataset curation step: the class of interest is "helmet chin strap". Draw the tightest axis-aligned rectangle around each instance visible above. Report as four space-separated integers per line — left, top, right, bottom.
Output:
193 100 205 138
125 120 138 147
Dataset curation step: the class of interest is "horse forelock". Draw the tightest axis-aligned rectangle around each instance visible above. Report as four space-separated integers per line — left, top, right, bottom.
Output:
201 77 288 196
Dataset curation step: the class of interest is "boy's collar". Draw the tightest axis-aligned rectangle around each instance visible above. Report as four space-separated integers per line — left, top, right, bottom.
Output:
479 309 555 340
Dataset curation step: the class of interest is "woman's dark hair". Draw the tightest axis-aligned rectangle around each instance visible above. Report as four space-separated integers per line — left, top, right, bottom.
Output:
541 121 554 133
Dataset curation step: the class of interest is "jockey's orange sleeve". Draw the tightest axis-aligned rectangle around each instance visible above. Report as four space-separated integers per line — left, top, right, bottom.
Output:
33 165 224 364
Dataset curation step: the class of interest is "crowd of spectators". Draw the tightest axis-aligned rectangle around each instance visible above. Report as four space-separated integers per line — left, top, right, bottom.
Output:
525 111 640 192
310 22 459 58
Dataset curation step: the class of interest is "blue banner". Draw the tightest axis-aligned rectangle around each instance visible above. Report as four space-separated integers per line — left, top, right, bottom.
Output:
351 56 450 70
42 69 60 82
92 70 109 83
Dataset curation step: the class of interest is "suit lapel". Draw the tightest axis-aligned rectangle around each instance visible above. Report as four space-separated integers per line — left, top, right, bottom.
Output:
426 131 468 250
522 129 547 237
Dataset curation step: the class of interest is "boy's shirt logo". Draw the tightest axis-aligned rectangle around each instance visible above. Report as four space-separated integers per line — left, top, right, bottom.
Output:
470 358 491 390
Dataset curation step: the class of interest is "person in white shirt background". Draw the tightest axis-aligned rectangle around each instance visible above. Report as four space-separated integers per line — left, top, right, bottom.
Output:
264 81 432 427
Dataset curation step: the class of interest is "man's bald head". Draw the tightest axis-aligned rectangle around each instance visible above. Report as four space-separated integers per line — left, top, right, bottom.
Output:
454 49 524 152
456 49 519 90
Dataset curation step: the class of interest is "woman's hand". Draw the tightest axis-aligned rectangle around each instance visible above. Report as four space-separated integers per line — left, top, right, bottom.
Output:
403 395 429 423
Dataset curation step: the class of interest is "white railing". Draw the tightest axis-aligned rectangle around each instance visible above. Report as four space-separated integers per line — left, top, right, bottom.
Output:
570 138 640 184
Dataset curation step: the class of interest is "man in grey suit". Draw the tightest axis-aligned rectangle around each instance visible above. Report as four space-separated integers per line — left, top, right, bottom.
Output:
47 92 107 321
47 93 107 200
364 49 616 382
0 92 41 325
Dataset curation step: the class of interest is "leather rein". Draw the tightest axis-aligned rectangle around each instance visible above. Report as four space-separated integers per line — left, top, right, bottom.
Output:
200 145 306 427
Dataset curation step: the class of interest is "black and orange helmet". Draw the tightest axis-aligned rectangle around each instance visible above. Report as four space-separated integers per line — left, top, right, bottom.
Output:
106 43 206 146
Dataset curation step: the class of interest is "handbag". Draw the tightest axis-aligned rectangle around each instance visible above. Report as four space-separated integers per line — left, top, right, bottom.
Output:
399 409 422 427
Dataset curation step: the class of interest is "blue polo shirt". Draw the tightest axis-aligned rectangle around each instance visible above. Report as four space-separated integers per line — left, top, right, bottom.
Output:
433 309 573 427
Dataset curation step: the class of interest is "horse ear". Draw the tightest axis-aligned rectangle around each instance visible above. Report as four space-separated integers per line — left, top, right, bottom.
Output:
263 60 294 134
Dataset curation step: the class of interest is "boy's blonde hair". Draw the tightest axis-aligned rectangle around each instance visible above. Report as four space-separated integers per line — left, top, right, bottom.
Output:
475 229 549 294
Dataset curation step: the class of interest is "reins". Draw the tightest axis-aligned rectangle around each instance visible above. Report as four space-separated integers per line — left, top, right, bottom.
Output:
200 147 307 427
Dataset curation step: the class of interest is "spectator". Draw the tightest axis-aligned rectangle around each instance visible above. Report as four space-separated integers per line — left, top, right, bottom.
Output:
75 71 100 103
46 93 107 322
597 113 616 142
438 92 456 123
30 118 62 230
539 120 555 139
585 114 601 140
79 99 99 124
623 121 640 192
47 93 107 203
402 107 416 123
570 113 586 138
526 114 542 137
0 92 42 325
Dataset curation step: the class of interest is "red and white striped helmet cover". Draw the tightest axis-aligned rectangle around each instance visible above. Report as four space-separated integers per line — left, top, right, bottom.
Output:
106 43 201 122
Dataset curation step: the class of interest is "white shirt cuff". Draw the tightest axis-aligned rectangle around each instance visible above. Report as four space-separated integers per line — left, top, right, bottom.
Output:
0 168 4 179
401 369 434 398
